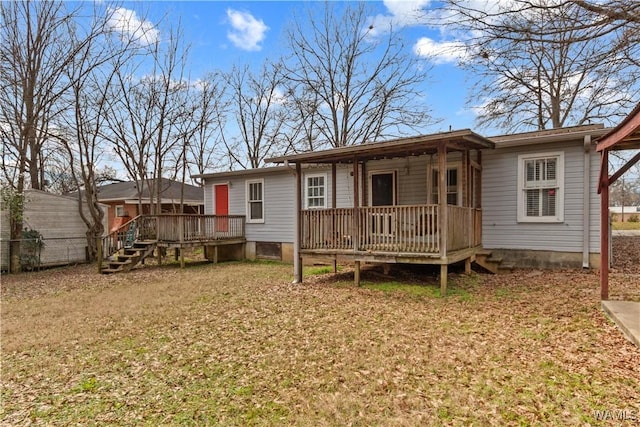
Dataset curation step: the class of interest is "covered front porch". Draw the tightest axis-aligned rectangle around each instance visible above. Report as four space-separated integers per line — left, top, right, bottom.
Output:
269 130 494 294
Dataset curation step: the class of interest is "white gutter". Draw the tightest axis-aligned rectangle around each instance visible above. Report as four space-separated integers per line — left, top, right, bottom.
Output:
583 135 591 268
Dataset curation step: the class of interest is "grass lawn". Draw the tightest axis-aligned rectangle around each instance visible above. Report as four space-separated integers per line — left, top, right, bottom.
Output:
2 261 639 425
612 221 640 230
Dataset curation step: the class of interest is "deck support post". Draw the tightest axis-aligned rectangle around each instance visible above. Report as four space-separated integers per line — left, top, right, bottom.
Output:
465 257 471 274
180 248 185 269
440 264 448 295
158 247 163 266
354 260 361 286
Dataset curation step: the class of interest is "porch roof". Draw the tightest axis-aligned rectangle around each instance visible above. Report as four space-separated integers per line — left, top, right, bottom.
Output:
596 102 640 152
267 129 494 164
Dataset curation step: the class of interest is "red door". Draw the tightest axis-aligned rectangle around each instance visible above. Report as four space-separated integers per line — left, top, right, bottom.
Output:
214 184 229 232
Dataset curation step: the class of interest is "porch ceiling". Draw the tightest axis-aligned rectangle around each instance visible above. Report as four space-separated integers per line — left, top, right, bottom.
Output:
267 129 495 164
597 102 640 152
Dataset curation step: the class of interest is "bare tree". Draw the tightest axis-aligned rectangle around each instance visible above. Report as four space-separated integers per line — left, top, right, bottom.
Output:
0 1 133 271
442 0 640 131
103 23 190 214
58 13 142 259
222 62 288 169
284 2 434 149
184 72 228 185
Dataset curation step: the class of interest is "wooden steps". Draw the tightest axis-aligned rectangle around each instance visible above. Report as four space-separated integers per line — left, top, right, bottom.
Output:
100 241 157 274
474 249 514 274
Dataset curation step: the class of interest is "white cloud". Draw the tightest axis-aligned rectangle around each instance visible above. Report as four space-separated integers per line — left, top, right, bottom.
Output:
367 0 431 36
107 7 159 46
226 9 268 52
413 37 468 64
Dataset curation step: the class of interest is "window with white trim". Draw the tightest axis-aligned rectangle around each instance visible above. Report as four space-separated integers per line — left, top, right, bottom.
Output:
517 153 564 222
305 173 326 209
115 205 126 217
431 167 460 206
246 179 264 223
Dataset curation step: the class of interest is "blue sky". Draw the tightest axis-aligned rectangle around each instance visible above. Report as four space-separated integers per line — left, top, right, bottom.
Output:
105 0 488 135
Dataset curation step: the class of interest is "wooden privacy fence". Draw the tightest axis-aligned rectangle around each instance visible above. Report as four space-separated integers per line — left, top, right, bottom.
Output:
301 204 481 254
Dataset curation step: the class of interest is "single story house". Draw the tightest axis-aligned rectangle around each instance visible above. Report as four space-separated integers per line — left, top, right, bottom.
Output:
195 124 609 289
1 189 109 270
609 206 640 222
92 178 204 232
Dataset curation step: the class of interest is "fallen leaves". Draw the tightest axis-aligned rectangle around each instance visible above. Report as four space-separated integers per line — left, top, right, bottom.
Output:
1 252 639 425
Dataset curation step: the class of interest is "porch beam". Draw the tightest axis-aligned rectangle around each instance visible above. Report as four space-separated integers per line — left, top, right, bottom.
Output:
608 151 640 186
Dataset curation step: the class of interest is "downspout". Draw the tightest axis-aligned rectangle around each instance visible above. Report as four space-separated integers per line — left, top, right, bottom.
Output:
582 135 591 268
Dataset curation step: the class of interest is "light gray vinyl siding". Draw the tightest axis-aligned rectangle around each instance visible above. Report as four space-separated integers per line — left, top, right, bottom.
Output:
204 170 296 243
1 190 108 269
482 140 600 253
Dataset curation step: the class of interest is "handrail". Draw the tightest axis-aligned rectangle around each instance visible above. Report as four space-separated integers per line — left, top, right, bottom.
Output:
100 215 143 261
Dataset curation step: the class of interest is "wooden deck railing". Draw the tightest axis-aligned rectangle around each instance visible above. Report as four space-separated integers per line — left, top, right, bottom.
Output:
100 214 245 260
301 205 480 254
151 214 245 242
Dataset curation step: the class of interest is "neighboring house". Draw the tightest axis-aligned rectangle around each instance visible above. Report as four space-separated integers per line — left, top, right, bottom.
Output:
196 124 609 287
609 206 640 222
94 178 204 232
0 189 108 270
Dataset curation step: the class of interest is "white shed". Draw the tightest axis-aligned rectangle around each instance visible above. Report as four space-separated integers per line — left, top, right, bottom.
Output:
1 189 108 270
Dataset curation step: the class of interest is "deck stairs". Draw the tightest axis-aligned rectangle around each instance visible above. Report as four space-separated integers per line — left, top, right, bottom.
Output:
474 249 515 274
100 240 157 274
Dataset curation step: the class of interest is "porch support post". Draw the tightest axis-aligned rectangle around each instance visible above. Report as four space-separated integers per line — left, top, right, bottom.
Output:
294 163 303 284
331 163 337 209
600 150 609 300
353 158 361 286
353 158 359 253
438 141 448 295
180 247 185 269
332 162 338 269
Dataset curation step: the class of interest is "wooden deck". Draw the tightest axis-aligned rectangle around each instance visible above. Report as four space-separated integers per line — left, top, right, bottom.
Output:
300 205 481 255
298 204 483 290
99 214 246 272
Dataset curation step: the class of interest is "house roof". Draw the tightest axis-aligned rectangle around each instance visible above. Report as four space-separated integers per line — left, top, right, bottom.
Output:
490 124 609 148
266 129 495 165
96 178 203 203
596 103 640 152
192 166 293 180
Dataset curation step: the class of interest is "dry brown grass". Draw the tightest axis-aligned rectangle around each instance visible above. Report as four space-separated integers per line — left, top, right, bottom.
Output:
1 257 639 426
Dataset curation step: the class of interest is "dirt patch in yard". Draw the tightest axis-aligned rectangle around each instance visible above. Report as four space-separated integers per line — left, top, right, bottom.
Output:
1 255 639 425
